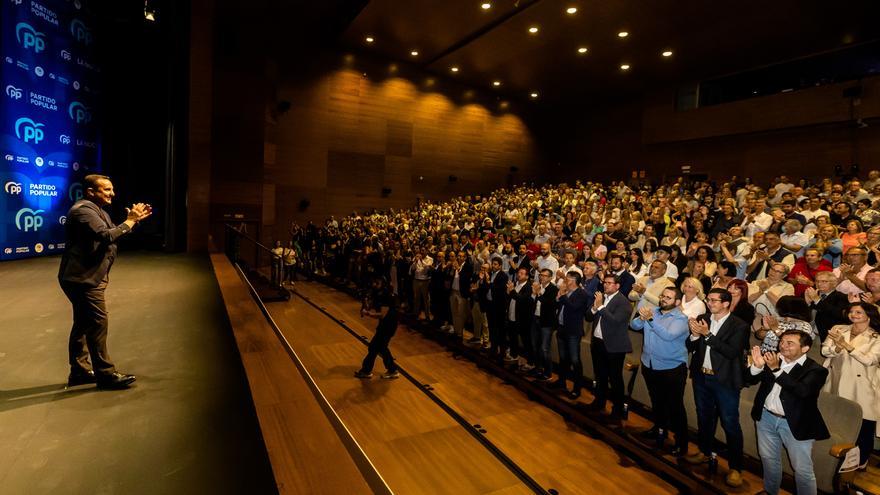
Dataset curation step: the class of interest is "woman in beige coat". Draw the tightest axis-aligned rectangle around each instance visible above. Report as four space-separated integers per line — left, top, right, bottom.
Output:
822 302 880 469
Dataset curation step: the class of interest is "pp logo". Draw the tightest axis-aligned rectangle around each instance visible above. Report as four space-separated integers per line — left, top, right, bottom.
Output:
59 216 67 225
59 134 71 144
34 243 44 253
16 23 46 53
70 19 92 45
68 182 83 201
14 117 45 144
5 85 22 100
72 162 80 171
4 154 12 161
5 181 23 195
60 49 71 61
3 248 11 255
35 157 44 167
15 208 44 232
34 66 44 77
68 101 92 124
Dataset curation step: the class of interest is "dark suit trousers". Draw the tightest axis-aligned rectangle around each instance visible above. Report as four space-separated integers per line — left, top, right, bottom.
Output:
692 371 744 470
61 279 116 376
643 364 688 448
487 307 505 355
590 337 625 411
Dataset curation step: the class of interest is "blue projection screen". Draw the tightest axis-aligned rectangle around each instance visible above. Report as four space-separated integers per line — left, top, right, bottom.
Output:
0 0 100 260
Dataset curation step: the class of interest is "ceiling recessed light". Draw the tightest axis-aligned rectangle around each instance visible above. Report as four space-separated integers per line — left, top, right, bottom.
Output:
365 36 374 43
481 2 491 9
566 7 577 14
411 50 419 56
620 64 631 70
617 31 628 38
450 66 459 72
662 50 673 57
492 80 501 87
577 46 588 54
528 26 539 34
530 92 539 98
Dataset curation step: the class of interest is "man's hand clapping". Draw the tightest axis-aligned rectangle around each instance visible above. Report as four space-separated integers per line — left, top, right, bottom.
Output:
126 203 153 223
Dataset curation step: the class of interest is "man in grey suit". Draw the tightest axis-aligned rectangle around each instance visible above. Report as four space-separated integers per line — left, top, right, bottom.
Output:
589 273 634 418
59 174 152 389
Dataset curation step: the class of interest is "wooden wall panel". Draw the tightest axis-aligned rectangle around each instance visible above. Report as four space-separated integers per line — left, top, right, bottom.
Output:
265 63 544 242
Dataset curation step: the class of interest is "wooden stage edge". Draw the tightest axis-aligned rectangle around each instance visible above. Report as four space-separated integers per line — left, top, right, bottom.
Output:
209 253 384 495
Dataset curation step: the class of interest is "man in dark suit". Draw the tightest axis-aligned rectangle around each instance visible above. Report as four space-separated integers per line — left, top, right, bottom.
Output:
530 268 558 380
449 250 474 340
607 253 635 297
685 288 751 488
748 331 829 495
506 266 534 366
805 271 849 341
59 174 152 390
588 273 634 416
482 256 509 359
553 271 590 398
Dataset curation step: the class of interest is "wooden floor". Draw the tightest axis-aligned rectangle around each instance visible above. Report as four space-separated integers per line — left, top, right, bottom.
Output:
268 282 680 495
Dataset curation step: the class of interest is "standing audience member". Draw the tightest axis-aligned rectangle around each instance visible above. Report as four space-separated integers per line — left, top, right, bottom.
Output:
506 267 533 365
748 331 829 495
686 288 750 488
530 269 559 380
630 260 676 311
822 302 880 469
483 256 509 359
806 271 851 341
631 287 690 455
553 272 590 399
589 274 633 417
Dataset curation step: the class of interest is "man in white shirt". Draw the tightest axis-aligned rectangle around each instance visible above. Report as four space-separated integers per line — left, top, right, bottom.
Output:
654 246 679 280
833 246 870 295
741 199 773 238
555 249 583 287
747 331 829 495
532 242 559 282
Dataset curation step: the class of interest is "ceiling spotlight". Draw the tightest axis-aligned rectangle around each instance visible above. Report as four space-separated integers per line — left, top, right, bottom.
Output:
492 80 501 87
566 7 577 14
577 46 588 54
617 31 628 38
481 2 491 9
662 50 673 57
530 92 539 98
620 64 631 70
528 26 539 34
411 50 419 56
450 66 459 72
365 36 374 43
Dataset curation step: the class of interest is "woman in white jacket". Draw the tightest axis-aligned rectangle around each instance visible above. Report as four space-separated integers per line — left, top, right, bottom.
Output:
822 302 880 469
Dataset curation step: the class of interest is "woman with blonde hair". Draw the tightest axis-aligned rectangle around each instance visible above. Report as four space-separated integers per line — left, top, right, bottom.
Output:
822 302 880 469
679 277 707 319
808 223 843 268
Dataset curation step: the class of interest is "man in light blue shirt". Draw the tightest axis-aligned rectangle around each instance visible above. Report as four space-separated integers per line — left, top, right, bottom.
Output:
630 286 690 455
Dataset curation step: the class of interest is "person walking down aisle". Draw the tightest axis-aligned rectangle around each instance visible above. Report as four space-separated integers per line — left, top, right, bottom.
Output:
354 277 401 380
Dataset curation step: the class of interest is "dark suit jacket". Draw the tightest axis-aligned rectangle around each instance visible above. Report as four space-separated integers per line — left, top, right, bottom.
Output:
533 283 558 327
58 200 131 287
613 270 636 298
811 290 850 339
557 287 590 337
482 270 509 314
507 281 533 324
454 263 474 299
748 357 830 441
593 292 633 353
686 313 750 390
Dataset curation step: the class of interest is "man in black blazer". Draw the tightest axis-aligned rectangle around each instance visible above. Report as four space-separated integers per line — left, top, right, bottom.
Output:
684 288 751 487
449 250 474 340
58 174 152 390
748 330 829 495
482 256 509 359
553 271 590 398
506 266 534 364
588 273 634 416
530 268 558 380
805 271 849 341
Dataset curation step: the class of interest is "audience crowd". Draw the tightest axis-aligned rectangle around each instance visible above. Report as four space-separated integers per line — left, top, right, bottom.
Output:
283 173 880 492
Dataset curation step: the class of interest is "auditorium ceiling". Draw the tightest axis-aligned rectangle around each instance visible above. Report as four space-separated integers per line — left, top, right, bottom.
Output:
337 0 880 104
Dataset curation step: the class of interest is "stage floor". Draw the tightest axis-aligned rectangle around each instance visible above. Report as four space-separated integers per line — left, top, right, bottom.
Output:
0 253 276 494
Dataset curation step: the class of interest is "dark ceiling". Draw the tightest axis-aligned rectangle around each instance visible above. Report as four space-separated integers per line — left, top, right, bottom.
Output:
338 0 880 104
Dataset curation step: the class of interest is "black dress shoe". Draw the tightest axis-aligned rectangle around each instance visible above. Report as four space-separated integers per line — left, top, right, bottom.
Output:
567 390 581 400
638 426 660 439
96 372 136 390
67 370 96 387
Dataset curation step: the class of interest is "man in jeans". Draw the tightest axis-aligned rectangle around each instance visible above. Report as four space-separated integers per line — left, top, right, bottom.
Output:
553 271 589 399
530 268 558 380
748 331 829 495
